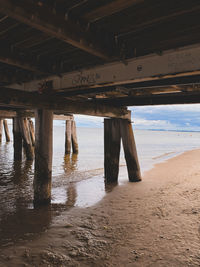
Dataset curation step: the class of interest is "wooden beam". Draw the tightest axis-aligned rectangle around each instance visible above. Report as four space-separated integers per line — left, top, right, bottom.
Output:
84 0 144 22
95 92 200 106
0 87 130 119
10 44 200 93
0 0 110 61
0 54 46 74
117 4 200 38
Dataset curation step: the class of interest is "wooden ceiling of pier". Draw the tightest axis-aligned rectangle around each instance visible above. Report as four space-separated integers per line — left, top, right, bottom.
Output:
1 0 200 107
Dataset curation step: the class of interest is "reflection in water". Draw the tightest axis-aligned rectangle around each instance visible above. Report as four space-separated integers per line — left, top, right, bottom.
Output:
0 128 118 247
63 153 78 174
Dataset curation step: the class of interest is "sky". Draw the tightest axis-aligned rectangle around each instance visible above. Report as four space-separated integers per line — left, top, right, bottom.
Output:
74 104 200 131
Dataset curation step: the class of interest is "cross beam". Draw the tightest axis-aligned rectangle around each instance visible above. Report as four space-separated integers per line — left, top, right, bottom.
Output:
84 0 144 22
93 91 200 106
9 44 200 93
0 0 110 61
0 87 130 119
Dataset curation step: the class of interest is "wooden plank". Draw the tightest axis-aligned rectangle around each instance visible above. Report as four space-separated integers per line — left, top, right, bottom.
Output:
95 91 200 106
0 0 110 61
120 119 141 182
53 114 73 120
0 110 17 118
13 117 22 160
11 44 200 93
65 120 72 154
71 120 78 154
84 0 144 22
3 119 10 142
0 87 130 119
34 109 53 205
104 118 121 183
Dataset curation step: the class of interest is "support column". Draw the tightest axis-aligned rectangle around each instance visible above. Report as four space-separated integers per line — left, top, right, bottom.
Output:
34 109 53 205
65 120 72 154
71 120 78 154
19 118 34 160
3 119 10 142
104 119 121 183
13 117 23 160
28 118 35 146
120 119 141 182
0 119 3 142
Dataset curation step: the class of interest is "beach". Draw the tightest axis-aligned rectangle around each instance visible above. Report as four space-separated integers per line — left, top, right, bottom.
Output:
0 148 200 266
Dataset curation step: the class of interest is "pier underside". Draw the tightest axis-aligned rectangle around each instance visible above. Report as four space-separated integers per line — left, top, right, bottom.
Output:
1 0 200 203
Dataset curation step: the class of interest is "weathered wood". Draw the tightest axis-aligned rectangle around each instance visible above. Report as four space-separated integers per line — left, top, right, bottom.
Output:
18 118 34 160
120 119 141 182
71 120 78 154
84 0 144 22
0 119 3 142
0 87 130 119
104 119 121 183
28 118 35 146
0 53 47 74
13 117 22 160
34 109 53 205
3 119 10 142
11 44 200 92
95 91 200 106
0 0 110 61
65 120 72 154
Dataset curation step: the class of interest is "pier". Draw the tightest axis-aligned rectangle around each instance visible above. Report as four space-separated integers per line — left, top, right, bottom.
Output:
1 0 200 205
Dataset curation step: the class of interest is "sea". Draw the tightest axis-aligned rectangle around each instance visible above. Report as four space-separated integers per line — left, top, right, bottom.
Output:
0 123 200 246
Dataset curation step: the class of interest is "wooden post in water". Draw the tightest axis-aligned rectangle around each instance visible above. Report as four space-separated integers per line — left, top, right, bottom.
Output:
13 117 23 160
3 119 10 142
120 119 141 182
28 118 35 146
65 120 72 154
71 120 78 154
34 109 53 205
104 119 121 183
0 119 3 142
19 118 34 160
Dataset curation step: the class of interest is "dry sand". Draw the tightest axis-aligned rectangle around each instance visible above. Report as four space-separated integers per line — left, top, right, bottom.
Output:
1 149 200 266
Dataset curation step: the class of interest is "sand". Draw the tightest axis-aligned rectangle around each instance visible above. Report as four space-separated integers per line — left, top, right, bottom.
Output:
1 149 200 266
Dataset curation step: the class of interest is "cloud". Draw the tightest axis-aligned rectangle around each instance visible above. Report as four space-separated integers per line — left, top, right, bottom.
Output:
132 104 200 131
52 104 200 131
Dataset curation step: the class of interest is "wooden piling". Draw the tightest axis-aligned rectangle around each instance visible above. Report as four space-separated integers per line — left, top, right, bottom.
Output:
65 120 72 154
13 118 23 160
19 118 34 160
71 120 78 154
28 118 35 146
104 119 121 183
3 119 10 142
34 109 53 205
120 119 141 182
0 119 3 142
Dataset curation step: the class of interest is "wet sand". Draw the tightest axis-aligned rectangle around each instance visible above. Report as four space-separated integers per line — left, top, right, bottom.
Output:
1 149 200 266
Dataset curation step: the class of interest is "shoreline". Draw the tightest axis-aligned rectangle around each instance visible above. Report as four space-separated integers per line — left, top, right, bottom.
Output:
1 148 200 266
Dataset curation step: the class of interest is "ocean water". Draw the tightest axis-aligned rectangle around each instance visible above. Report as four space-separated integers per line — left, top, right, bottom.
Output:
0 123 200 246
